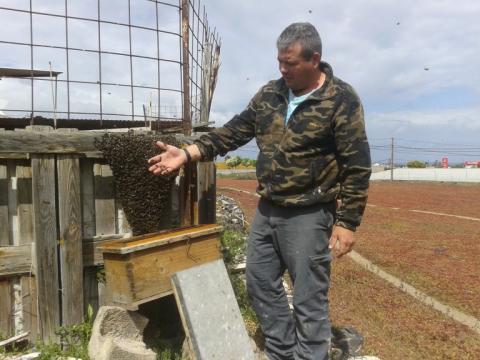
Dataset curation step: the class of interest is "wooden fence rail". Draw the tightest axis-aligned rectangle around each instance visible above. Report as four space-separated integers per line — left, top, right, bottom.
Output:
0 126 215 342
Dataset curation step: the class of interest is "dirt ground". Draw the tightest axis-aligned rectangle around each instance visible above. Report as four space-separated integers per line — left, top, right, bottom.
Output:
217 178 480 359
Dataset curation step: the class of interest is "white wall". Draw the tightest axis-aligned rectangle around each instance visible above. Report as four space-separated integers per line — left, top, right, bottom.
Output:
370 168 480 182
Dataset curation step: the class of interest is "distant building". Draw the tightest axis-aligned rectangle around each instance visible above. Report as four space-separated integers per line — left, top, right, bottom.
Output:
464 161 480 168
372 164 386 173
442 157 448 168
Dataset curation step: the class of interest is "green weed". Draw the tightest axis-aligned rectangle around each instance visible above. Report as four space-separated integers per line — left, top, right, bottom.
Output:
220 230 260 336
156 345 183 360
37 304 94 360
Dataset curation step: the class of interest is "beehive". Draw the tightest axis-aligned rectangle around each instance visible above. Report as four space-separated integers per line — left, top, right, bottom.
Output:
98 224 222 309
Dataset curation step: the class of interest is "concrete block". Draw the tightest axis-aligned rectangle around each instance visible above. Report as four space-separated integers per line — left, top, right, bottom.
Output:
172 259 255 360
88 306 156 360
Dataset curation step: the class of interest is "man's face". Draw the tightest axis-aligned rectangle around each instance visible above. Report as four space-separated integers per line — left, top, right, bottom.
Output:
277 42 320 94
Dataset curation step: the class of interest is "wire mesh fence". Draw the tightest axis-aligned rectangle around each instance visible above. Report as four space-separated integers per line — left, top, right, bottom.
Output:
0 0 220 132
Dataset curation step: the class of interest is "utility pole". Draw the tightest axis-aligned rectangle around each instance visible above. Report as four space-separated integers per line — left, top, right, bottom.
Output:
181 0 191 136
390 137 394 181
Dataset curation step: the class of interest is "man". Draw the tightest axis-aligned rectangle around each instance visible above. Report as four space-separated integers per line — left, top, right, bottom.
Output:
148 22 371 360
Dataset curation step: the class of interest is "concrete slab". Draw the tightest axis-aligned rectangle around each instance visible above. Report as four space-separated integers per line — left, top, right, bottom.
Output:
171 259 254 360
88 306 156 360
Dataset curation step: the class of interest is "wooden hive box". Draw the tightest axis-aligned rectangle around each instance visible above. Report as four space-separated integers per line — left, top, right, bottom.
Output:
98 224 223 309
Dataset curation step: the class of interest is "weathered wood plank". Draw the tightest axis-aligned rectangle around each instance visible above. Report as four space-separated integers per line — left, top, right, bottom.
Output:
179 164 197 227
83 235 127 267
0 158 14 337
21 276 38 342
15 161 38 341
83 267 99 317
0 129 100 154
0 279 13 337
80 159 96 240
170 175 181 227
0 160 9 245
0 331 30 347
83 241 104 267
0 154 29 159
6 161 18 246
83 159 102 317
31 126 60 341
16 161 34 245
98 281 106 308
0 235 131 274
197 162 216 224
99 224 222 255
6 159 22 336
93 162 116 236
0 245 32 277
0 130 195 155
57 129 84 326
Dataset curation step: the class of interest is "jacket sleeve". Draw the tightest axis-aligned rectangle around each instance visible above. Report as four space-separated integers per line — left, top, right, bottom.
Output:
332 89 371 231
193 93 260 161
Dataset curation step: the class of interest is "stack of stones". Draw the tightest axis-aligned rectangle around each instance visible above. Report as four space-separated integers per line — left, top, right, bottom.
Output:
216 194 248 232
216 194 248 265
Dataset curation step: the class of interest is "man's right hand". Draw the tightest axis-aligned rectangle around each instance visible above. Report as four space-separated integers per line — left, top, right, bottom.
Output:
148 141 187 176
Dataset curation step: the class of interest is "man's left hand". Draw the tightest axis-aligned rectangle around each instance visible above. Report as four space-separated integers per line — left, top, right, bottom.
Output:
329 226 355 258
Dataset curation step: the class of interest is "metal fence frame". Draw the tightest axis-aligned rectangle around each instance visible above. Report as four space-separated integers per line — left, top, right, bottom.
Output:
0 0 220 133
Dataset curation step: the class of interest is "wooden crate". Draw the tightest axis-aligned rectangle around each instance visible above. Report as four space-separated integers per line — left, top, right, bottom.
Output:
98 224 222 309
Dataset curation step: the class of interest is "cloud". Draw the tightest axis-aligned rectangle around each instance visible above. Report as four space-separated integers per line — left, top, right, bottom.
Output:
0 0 183 119
1 0 479 154
370 107 480 130
367 106 480 162
204 0 480 108
201 0 480 159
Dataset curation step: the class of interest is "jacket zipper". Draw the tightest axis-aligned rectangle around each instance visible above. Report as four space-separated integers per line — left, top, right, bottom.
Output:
268 93 289 194
269 96 318 193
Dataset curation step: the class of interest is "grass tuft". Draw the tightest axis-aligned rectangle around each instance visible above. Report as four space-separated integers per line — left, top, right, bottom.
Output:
37 304 94 359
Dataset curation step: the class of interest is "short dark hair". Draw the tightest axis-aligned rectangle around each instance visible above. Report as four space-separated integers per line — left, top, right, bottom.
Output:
277 22 322 59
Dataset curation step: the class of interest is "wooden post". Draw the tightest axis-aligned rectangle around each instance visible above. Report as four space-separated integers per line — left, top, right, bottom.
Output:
93 162 116 236
181 0 191 136
30 126 60 341
80 159 100 315
80 159 96 238
93 161 115 307
390 137 394 181
0 156 13 337
180 163 197 227
197 162 216 224
16 162 34 245
57 129 84 326
83 267 99 317
16 161 38 342
0 157 9 244
191 163 198 225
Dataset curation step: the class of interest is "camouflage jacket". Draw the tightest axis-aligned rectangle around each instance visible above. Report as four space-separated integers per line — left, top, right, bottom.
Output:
195 62 371 231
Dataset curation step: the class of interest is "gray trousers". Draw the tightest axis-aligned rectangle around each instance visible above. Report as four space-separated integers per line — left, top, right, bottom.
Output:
246 198 335 360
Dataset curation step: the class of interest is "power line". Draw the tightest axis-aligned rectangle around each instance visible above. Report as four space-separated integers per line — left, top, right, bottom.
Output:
394 138 480 147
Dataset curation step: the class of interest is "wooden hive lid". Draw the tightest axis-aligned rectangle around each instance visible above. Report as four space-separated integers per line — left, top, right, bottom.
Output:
98 224 222 255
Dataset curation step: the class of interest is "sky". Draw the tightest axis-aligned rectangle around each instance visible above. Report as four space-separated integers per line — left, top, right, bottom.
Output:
0 0 184 120
201 0 480 164
0 0 479 164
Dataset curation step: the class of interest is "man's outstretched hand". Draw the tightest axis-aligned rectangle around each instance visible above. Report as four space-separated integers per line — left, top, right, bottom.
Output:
148 141 187 176
329 225 355 258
